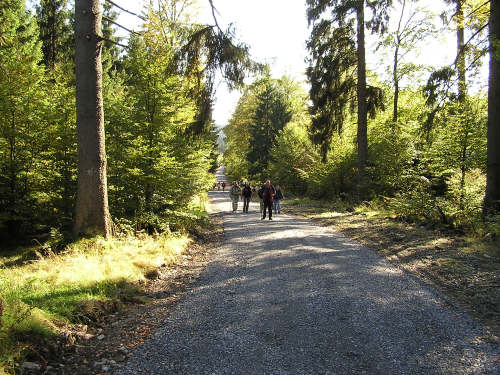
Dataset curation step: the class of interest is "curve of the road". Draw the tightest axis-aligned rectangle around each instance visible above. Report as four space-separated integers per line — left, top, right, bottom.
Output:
114 168 499 375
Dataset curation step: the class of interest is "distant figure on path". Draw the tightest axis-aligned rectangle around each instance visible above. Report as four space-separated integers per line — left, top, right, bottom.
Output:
217 181 221 191
222 182 226 191
229 182 241 212
274 185 283 214
242 183 252 213
261 180 275 220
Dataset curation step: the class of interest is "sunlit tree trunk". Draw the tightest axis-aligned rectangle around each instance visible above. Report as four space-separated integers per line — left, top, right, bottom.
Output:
455 0 467 207
73 0 111 237
356 0 368 186
456 0 466 102
484 0 500 215
392 0 406 125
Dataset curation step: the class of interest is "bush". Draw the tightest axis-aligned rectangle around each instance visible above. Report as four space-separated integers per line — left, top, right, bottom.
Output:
390 175 442 224
441 169 486 230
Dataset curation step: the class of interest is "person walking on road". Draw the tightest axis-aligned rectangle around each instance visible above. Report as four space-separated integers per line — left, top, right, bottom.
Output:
222 182 226 191
274 185 283 214
229 182 241 212
257 184 264 214
261 180 275 220
242 183 252 213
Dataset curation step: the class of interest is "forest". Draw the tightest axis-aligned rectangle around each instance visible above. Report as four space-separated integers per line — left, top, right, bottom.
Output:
224 0 498 234
0 0 498 373
0 0 258 244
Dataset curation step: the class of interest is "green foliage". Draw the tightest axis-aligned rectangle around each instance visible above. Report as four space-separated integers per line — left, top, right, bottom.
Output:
224 75 310 185
0 0 47 239
222 89 256 179
268 123 320 196
0 0 234 242
306 20 356 160
305 0 389 162
35 0 72 68
247 76 293 179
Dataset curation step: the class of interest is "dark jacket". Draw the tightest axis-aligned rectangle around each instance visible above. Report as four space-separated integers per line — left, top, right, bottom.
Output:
242 185 252 198
258 185 264 199
275 189 283 200
262 185 275 203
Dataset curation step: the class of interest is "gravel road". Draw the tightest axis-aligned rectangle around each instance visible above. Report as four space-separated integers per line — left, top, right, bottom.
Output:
114 174 499 374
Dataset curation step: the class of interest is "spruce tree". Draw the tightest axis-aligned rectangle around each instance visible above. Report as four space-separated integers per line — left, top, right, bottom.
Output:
74 0 111 237
306 0 389 180
35 0 71 68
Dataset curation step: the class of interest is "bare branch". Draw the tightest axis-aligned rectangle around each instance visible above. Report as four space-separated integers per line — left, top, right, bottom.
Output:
102 15 142 36
208 0 223 33
103 0 147 21
98 35 129 49
453 21 489 67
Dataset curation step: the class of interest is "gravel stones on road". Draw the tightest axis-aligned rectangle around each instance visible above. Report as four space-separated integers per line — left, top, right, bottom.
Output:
114 190 500 375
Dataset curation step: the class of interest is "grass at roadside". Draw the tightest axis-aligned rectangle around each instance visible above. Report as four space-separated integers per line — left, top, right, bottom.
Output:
0 234 190 373
283 197 500 339
0 195 212 374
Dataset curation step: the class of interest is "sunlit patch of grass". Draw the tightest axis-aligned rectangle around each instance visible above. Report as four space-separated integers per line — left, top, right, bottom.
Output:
0 232 191 374
316 211 344 219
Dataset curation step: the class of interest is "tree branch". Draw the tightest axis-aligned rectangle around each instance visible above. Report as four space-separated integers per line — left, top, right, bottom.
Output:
102 15 142 36
103 0 147 21
208 0 223 33
98 35 129 49
453 21 489 68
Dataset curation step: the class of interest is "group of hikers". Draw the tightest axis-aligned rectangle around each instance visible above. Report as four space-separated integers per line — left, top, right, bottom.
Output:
214 181 227 191
227 180 284 220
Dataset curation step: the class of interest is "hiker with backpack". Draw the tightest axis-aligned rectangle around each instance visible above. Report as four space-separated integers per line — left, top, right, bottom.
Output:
229 181 241 212
242 183 252 213
273 185 284 214
260 180 275 220
257 184 264 214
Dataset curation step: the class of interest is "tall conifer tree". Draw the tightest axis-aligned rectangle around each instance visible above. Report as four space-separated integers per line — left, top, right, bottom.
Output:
74 0 111 237
36 0 71 68
306 0 389 186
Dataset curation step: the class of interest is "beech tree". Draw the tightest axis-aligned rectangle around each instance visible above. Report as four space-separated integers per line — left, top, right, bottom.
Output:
73 0 111 237
380 0 435 125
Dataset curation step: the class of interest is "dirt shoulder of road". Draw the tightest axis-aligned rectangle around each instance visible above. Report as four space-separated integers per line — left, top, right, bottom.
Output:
282 202 500 341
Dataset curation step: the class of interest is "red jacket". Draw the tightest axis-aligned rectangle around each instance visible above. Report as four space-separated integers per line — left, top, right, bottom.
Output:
262 185 275 202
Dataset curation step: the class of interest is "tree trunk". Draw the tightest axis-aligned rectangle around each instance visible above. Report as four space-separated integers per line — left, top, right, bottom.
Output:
484 0 500 215
73 0 111 237
356 0 368 188
393 0 406 126
393 44 399 125
456 0 466 102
